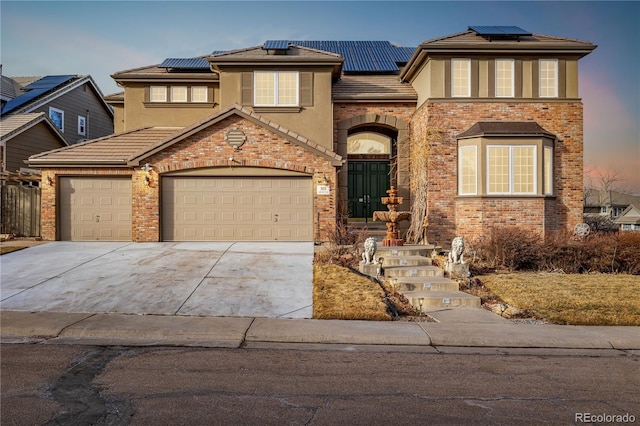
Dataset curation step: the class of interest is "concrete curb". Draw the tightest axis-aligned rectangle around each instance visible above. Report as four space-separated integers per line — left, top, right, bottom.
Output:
1 311 639 350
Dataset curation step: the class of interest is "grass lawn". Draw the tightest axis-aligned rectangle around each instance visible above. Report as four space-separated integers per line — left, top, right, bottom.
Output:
476 273 640 326
0 246 26 255
313 264 391 321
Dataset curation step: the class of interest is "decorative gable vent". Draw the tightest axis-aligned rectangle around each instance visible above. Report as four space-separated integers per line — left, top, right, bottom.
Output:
225 129 246 150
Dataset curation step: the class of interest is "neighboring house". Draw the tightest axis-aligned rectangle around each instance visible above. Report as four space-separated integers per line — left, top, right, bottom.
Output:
29 26 596 243
614 204 640 231
584 189 640 219
1 112 68 174
1 74 114 145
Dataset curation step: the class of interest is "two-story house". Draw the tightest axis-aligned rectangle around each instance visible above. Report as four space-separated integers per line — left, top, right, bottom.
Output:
29 27 596 244
1 74 114 175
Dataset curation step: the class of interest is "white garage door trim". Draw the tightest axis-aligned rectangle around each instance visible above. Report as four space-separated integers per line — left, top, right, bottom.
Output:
59 177 132 241
162 176 313 241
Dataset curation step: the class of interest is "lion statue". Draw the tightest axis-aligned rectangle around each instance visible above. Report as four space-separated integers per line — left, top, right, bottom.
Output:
448 236 465 265
362 237 377 264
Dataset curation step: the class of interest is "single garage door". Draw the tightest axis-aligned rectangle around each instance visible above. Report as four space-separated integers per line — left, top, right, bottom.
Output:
59 177 132 241
162 176 313 241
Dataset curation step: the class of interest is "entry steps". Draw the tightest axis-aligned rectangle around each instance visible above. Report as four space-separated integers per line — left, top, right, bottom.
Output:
359 244 481 310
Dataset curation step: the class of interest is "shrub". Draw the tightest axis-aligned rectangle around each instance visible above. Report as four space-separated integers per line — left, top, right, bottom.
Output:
468 227 640 275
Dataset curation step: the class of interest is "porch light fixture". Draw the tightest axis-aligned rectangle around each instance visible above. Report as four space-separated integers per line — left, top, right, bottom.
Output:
46 176 54 186
141 163 153 185
418 297 424 315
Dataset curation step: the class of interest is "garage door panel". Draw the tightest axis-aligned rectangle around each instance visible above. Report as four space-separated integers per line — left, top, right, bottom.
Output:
60 177 132 241
163 176 312 241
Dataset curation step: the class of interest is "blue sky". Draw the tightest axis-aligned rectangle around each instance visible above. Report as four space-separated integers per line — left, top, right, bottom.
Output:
2 1 639 191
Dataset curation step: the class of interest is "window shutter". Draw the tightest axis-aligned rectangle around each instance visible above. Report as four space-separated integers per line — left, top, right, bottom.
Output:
241 72 253 106
299 72 313 106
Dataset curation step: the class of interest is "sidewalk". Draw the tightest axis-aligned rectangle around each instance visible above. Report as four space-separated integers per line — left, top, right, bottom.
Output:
2 310 638 354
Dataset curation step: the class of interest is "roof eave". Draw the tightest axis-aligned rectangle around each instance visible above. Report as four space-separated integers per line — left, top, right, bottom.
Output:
28 159 129 167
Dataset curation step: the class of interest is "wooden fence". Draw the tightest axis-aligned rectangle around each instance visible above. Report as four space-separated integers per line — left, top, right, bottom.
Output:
1 184 42 237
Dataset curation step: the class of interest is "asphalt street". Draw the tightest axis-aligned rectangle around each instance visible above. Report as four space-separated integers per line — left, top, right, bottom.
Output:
2 344 638 425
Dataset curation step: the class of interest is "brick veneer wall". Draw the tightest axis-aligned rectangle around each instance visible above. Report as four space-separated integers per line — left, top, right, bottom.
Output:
40 115 337 242
411 100 584 245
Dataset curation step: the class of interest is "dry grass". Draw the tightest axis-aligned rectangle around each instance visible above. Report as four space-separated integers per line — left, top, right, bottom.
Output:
476 273 640 326
313 263 391 321
0 246 26 255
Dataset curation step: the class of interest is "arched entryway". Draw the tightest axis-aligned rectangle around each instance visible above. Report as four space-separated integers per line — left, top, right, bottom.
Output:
346 127 395 220
336 114 410 223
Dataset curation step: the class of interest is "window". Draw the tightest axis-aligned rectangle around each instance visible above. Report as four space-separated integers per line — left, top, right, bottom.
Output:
451 59 471 97
347 132 391 154
458 146 478 195
49 107 64 131
171 86 187 102
150 86 167 102
539 59 558 97
191 86 208 103
543 146 553 195
487 146 536 195
495 59 514 97
78 116 86 136
254 71 299 106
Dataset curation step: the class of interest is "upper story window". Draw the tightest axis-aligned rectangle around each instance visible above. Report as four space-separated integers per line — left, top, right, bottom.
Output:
150 86 167 102
49 107 64 131
539 59 558 97
171 86 187 102
495 59 514 97
78 115 86 136
451 59 471 97
254 71 299 106
191 86 208 103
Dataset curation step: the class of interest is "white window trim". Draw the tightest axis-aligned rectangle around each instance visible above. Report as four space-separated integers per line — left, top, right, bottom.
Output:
254 71 299 107
170 86 188 103
191 86 208 103
458 145 478 195
150 86 167 102
495 59 514 98
77 115 86 136
451 58 471 98
487 145 537 195
543 145 553 195
49 107 64 132
539 59 558 98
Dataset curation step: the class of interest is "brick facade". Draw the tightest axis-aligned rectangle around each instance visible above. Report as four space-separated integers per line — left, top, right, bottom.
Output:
411 100 584 245
41 115 337 242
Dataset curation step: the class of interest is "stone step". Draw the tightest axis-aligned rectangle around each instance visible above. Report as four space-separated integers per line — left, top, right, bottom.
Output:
375 245 435 258
403 291 481 309
380 255 432 267
390 277 459 292
383 265 444 278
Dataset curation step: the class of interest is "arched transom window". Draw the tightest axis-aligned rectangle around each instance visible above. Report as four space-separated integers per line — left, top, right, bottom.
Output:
347 132 392 155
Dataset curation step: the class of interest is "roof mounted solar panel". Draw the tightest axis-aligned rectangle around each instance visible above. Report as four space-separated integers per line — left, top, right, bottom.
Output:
2 75 76 115
159 58 209 69
469 26 532 41
263 40 290 50
23 75 75 90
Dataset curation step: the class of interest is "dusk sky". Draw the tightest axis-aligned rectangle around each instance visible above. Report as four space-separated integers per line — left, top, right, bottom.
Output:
2 1 639 192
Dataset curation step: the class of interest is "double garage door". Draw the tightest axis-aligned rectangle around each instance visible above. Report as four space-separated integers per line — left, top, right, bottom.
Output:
59 176 313 241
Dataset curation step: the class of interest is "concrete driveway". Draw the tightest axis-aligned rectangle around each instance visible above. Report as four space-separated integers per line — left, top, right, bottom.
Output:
0 242 313 318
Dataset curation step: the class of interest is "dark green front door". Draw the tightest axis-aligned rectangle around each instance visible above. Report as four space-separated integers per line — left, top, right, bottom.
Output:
348 161 390 219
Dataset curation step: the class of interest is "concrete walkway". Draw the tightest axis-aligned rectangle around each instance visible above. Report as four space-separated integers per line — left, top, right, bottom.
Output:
2 311 639 354
0 242 313 318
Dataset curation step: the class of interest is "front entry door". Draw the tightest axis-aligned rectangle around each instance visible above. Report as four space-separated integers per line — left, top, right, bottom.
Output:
348 161 390 219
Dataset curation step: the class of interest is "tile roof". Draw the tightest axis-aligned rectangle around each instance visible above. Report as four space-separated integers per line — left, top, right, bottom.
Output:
457 121 556 139
332 75 417 101
0 112 67 145
28 127 180 165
